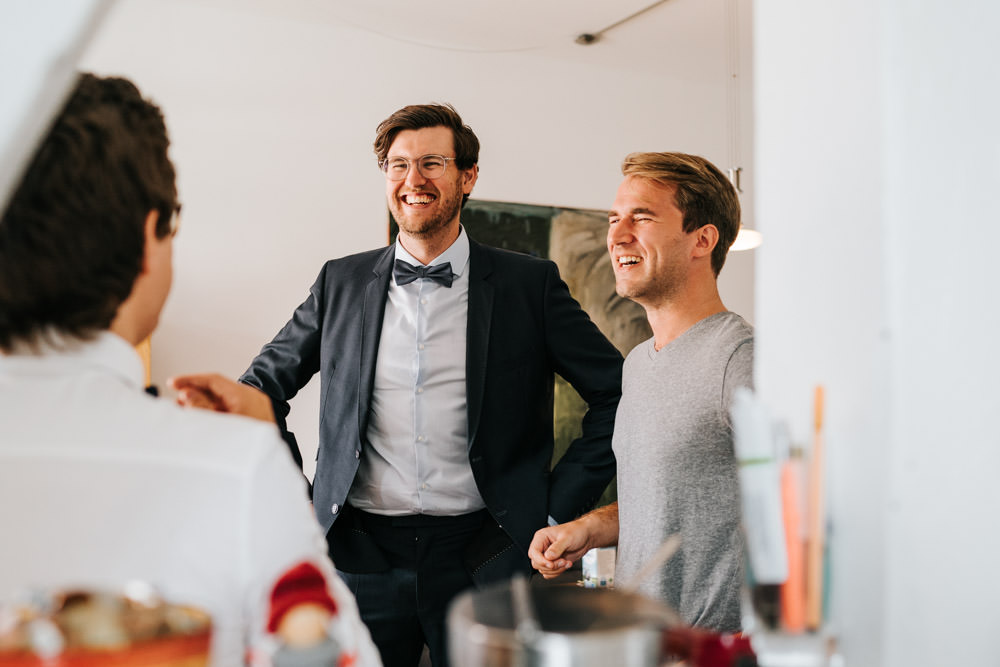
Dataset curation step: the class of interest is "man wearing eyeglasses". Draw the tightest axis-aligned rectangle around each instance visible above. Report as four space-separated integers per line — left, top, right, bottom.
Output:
172 103 622 667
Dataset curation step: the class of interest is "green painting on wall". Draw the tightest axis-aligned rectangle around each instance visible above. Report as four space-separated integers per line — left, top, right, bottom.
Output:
391 199 651 507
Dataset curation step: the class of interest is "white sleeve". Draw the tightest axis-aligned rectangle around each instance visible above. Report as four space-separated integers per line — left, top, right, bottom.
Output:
240 429 382 666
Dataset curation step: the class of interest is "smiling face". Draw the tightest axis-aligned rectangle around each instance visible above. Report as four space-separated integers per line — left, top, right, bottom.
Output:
607 176 696 308
385 126 477 247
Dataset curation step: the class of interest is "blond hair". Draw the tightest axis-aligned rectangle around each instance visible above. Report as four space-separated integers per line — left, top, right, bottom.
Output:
622 152 740 275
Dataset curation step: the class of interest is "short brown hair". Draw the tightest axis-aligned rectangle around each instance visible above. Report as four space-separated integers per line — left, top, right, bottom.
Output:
373 103 479 206
622 152 740 275
0 73 177 351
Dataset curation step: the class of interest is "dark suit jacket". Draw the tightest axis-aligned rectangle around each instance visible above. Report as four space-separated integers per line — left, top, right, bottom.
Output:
240 239 622 586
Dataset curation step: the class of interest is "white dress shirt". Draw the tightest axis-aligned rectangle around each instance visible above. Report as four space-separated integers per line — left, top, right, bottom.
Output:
0 332 380 666
348 227 485 516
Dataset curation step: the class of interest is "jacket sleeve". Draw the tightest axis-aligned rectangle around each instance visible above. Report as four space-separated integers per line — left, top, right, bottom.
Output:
240 265 327 471
541 262 623 523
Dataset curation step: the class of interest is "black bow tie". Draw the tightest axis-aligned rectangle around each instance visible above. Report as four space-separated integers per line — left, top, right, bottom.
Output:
393 259 454 288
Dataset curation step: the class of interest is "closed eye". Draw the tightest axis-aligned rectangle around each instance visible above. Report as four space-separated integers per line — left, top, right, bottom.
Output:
419 156 446 170
385 158 408 175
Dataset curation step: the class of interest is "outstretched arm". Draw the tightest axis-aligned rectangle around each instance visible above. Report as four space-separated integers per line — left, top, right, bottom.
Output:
235 270 329 471
528 502 620 578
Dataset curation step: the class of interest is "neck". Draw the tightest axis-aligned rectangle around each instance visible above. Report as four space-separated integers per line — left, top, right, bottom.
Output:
109 294 154 347
109 316 146 347
642 280 726 350
397 221 460 265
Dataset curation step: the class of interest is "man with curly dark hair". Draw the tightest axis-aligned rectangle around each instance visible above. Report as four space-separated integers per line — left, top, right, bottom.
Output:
0 73 379 666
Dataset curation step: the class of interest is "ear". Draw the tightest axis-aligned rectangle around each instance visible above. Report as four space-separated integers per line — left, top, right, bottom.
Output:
461 164 479 195
139 209 161 275
691 224 719 260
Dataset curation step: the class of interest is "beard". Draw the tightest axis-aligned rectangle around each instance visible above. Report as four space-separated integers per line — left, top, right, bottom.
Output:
615 256 687 306
390 178 465 240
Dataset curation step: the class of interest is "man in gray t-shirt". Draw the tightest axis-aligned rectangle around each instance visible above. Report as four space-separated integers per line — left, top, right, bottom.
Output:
529 152 752 633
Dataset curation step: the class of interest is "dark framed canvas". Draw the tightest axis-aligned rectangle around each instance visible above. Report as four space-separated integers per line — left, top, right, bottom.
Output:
390 199 651 505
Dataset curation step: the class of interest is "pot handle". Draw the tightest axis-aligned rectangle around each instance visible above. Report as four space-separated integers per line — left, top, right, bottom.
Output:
511 573 541 642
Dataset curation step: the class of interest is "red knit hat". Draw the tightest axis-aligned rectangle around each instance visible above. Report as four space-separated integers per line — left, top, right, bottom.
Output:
267 561 339 633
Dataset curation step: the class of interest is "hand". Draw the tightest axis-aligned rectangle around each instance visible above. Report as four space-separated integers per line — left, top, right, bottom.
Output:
167 373 276 423
527 520 593 579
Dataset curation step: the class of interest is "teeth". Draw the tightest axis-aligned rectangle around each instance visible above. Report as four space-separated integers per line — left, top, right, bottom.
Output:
618 255 641 266
404 194 435 204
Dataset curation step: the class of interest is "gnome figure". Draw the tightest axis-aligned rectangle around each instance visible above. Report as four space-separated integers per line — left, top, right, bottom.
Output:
267 562 351 667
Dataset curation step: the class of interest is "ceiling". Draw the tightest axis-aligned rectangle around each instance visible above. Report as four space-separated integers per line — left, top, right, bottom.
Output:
189 0 731 76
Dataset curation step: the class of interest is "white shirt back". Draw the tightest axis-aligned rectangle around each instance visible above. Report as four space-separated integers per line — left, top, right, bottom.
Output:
0 332 380 666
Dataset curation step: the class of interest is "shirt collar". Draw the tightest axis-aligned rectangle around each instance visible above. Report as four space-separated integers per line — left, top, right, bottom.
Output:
394 226 470 278
0 330 146 391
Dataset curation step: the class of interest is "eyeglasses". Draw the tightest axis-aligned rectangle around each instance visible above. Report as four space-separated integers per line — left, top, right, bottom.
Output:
379 154 457 181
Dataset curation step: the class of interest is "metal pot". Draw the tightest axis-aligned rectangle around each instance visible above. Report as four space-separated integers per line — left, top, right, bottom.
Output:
447 575 678 667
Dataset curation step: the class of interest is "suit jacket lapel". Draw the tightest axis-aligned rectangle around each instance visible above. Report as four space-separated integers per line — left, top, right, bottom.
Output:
466 241 494 449
358 246 395 438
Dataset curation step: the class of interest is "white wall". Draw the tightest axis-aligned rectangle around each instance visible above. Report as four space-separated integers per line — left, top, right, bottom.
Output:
756 1 1000 664
77 0 756 479
882 2 1000 663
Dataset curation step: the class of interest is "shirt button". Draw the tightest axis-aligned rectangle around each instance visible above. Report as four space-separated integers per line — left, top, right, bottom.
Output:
420 483 428 490
416 387 423 394
418 344 425 351
331 504 340 515
420 298 428 305
355 449 361 459
417 435 426 442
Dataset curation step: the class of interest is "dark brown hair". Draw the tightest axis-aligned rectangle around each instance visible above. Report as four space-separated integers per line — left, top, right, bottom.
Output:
373 103 479 205
0 73 177 351
622 152 740 275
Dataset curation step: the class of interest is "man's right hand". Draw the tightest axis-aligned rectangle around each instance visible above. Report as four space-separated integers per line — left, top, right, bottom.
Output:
167 373 276 424
528 502 620 579
527 520 593 579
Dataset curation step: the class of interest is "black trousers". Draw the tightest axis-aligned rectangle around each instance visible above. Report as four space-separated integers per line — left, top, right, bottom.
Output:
334 508 489 667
